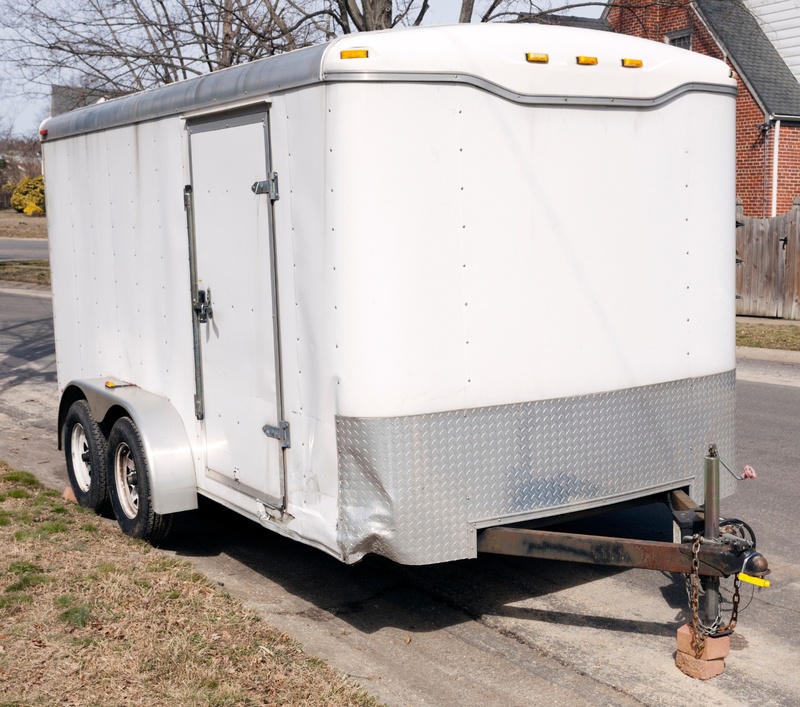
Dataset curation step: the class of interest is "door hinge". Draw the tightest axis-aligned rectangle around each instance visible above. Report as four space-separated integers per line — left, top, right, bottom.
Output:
263 420 290 448
251 172 279 201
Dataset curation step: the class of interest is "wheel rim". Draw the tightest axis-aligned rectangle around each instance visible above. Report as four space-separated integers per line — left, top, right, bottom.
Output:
70 423 92 492
114 442 139 519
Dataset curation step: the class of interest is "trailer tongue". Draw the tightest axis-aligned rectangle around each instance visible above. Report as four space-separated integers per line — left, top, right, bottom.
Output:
478 444 770 674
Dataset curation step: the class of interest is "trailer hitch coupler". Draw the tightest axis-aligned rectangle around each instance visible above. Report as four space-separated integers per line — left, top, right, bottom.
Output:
743 553 769 576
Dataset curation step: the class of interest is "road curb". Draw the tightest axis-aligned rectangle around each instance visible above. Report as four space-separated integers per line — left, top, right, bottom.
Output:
737 315 800 328
736 346 800 364
0 279 51 296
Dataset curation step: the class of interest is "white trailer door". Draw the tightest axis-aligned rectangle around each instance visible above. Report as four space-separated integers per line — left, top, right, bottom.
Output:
187 108 284 508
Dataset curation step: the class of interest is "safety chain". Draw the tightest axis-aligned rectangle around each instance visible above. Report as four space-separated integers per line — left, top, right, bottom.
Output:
689 536 706 657
727 575 741 632
686 534 742 658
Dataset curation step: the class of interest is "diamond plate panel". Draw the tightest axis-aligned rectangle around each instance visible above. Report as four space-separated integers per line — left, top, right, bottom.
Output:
336 371 736 565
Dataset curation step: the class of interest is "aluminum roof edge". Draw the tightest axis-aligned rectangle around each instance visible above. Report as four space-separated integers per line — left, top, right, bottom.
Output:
40 36 737 142
41 42 329 142
322 71 737 107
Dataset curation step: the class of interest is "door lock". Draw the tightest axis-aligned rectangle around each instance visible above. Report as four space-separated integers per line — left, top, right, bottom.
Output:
194 287 213 323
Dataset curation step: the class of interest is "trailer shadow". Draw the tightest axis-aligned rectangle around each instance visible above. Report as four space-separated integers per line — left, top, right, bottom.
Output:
0 305 57 391
166 499 690 640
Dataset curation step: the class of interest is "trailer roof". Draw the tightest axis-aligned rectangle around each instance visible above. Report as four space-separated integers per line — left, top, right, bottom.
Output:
42 23 735 141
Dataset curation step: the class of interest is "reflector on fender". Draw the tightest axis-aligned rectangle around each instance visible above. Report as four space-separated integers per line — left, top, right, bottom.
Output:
622 58 643 68
341 49 368 59
526 53 549 63
576 56 598 65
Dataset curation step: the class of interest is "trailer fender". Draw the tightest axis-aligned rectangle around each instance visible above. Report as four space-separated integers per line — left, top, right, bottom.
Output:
59 378 198 514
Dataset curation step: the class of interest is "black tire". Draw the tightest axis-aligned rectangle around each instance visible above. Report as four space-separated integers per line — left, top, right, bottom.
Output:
63 400 110 514
107 416 173 543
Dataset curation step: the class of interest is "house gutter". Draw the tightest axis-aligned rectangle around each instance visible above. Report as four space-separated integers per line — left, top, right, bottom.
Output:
771 118 780 217
767 115 800 217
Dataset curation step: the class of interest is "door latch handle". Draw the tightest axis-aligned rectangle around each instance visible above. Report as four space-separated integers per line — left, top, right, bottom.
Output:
780 237 788 250
194 287 213 323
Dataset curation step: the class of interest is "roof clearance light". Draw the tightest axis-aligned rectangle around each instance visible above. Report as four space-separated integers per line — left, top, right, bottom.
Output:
622 58 643 68
576 56 598 65
341 49 368 59
39 129 47 138
526 53 549 63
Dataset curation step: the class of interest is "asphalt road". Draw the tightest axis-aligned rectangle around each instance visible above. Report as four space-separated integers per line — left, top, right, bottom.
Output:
1 283 798 706
0 237 49 262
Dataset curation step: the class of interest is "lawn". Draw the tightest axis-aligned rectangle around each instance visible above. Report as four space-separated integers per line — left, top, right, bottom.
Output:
0 260 50 286
736 322 800 352
0 463 379 707
0 210 47 239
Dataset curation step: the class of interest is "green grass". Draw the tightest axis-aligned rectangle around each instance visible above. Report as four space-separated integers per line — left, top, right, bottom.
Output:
59 604 92 627
4 560 52 593
736 322 800 351
7 560 44 575
0 592 34 608
2 470 40 486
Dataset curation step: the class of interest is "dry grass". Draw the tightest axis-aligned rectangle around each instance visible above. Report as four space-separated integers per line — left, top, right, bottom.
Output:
736 322 800 351
0 211 47 240
0 462 380 707
0 261 50 286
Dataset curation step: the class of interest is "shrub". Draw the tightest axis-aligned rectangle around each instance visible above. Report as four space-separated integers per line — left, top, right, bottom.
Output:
10 175 45 215
23 202 44 216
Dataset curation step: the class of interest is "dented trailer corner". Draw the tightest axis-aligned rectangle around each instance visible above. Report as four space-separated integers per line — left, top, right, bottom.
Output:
43 23 739 566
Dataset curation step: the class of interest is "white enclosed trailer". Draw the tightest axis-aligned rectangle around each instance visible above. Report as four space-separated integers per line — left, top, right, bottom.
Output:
43 23 738 564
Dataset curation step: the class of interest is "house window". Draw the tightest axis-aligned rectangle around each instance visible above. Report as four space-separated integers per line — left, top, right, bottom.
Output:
666 30 692 50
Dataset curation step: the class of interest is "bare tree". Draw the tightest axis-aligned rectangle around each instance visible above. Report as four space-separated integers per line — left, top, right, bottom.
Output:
0 0 700 108
0 0 323 93
0 133 42 183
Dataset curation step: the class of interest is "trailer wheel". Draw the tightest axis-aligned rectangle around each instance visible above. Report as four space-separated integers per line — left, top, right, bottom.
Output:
64 400 110 514
107 417 173 543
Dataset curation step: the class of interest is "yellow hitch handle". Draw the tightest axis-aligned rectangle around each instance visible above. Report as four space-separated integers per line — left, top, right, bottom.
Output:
738 572 770 588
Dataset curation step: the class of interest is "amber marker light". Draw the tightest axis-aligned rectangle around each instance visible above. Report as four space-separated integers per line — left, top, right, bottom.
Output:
341 49 368 59
525 53 549 63
622 58 643 68
576 56 598 65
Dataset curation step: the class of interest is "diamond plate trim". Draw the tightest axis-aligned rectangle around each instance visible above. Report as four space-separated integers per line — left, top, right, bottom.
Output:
336 371 736 565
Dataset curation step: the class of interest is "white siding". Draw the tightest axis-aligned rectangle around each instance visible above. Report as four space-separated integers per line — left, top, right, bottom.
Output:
744 0 800 81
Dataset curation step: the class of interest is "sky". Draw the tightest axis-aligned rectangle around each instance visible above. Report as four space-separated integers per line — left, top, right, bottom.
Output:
0 0 603 138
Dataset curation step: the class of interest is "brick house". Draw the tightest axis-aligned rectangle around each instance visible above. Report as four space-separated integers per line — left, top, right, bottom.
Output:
603 0 800 217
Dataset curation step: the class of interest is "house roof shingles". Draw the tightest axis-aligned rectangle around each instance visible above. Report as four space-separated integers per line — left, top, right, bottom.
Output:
518 14 613 32
697 0 800 119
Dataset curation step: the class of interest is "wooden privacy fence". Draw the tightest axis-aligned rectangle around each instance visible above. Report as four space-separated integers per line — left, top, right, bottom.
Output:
736 197 800 320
